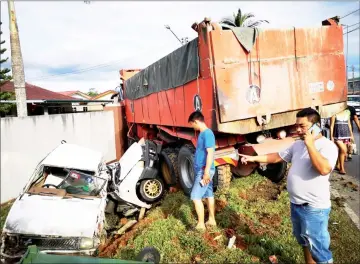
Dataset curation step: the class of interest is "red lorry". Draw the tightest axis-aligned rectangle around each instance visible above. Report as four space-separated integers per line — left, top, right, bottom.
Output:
118 17 347 195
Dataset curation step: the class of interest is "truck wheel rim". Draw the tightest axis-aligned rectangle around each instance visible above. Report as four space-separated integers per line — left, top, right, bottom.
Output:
161 162 172 184
181 157 194 188
144 180 162 198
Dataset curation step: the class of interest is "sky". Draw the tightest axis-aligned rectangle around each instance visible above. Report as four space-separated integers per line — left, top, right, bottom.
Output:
0 1 359 94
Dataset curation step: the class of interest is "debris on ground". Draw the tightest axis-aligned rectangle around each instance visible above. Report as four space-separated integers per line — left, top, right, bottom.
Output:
215 199 228 212
332 196 346 207
98 218 153 258
113 220 137 235
342 181 359 192
227 235 236 249
242 181 284 201
269 255 278 264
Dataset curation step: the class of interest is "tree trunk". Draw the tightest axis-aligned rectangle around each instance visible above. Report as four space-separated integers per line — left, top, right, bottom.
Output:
7 0 27 117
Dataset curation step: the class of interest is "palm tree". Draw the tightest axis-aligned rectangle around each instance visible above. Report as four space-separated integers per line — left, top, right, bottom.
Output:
220 8 268 28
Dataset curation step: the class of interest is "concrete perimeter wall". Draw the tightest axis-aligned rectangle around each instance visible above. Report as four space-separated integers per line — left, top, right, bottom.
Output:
1 111 116 203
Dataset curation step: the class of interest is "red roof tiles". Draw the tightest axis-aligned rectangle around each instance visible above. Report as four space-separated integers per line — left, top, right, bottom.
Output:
0 81 74 100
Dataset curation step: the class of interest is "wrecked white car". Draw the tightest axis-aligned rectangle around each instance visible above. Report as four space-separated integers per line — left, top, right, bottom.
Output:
1 140 165 261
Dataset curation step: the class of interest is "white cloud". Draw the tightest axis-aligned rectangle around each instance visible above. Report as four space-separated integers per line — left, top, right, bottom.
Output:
1 1 359 93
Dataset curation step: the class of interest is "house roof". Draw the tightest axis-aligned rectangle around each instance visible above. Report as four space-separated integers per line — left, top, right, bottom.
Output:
0 81 74 100
59 90 92 99
91 90 117 100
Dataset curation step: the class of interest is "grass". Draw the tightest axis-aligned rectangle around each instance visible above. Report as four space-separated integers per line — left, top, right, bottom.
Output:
113 173 360 263
0 201 13 231
1 174 359 264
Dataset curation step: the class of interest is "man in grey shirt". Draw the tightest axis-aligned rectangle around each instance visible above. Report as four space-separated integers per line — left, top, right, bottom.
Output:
240 108 338 264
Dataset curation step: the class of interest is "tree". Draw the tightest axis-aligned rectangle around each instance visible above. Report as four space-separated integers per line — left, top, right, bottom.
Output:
220 8 268 28
87 88 98 97
0 21 12 84
0 91 16 116
0 21 16 116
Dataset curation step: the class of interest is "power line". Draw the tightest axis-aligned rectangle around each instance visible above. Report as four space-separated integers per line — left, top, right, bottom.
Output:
28 43 170 82
340 8 360 19
347 22 360 28
343 27 360 35
29 59 126 81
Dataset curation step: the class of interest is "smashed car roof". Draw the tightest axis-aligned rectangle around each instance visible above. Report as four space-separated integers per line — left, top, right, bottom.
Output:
42 143 103 172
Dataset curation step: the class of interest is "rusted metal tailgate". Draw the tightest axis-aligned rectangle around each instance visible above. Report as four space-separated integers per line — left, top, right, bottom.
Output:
210 24 346 123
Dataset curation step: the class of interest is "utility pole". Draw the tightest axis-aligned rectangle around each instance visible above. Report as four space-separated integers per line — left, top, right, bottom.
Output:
7 0 27 117
164 25 189 46
164 25 182 44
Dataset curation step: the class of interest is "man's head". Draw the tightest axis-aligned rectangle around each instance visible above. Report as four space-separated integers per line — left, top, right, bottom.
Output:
295 108 321 138
188 111 205 131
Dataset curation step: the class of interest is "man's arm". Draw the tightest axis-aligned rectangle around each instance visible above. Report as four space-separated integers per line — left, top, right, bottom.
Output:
348 118 355 142
354 114 360 132
240 153 284 164
204 148 214 174
202 131 216 185
330 116 335 141
306 144 333 176
304 130 334 176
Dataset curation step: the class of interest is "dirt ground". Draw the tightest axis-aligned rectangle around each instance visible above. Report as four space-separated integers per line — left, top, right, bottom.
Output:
330 172 360 218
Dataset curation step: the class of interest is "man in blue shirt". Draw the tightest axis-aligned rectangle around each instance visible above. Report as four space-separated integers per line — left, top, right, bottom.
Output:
188 111 216 231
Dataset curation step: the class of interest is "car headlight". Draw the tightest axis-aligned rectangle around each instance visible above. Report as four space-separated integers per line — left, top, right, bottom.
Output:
79 238 94 249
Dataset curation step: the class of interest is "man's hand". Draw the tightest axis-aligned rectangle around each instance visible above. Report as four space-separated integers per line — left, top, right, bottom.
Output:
239 154 256 165
202 171 211 185
304 129 315 147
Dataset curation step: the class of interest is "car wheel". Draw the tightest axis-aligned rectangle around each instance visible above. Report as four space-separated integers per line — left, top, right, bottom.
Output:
178 144 195 196
257 161 287 183
136 247 161 263
139 178 165 203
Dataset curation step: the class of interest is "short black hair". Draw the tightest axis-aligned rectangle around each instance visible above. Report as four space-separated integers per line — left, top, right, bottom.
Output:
296 108 321 124
188 111 204 123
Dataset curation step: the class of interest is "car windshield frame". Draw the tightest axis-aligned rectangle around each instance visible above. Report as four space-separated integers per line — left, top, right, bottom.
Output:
57 168 107 197
27 165 107 197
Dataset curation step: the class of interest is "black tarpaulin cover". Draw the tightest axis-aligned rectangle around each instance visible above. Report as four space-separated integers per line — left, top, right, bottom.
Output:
124 38 199 100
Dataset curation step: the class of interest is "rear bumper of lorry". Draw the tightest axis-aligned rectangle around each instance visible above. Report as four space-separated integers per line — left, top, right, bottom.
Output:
216 102 347 135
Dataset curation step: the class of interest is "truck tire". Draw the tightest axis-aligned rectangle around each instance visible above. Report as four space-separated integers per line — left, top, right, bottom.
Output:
216 164 232 191
139 178 165 203
160 149 179 186
178 144 196 196
257 161 287 183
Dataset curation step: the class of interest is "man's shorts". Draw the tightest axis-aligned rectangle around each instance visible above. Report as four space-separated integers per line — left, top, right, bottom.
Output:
291 203 333 264
190 168 215 200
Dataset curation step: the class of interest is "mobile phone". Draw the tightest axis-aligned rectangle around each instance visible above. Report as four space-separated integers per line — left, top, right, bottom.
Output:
308 124 322 136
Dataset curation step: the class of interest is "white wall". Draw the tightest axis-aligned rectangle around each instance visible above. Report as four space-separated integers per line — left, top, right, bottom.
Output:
1 111 116 203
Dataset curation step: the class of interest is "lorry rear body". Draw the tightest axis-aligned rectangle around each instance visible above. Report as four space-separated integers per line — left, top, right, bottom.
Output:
119 17 347 192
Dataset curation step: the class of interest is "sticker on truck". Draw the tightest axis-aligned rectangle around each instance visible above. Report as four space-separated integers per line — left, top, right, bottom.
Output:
309 82 324 94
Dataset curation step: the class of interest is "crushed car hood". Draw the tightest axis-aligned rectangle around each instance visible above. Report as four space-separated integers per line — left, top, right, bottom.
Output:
3 194 104 238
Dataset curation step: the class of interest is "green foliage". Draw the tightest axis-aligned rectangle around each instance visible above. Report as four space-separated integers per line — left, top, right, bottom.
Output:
0 91 16 116
220 8 269 28
87 88 99 97
0 202 13 231
0 21 12 85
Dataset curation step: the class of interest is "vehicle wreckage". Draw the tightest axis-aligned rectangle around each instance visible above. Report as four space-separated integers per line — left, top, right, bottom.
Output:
1 139 164 261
